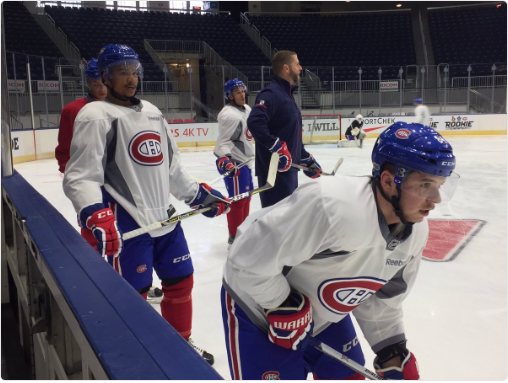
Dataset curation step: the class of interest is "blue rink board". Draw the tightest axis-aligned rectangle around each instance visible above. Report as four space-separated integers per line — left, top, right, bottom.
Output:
2 171 222 380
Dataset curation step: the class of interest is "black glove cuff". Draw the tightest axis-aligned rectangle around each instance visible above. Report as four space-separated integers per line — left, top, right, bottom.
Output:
376 340 408 365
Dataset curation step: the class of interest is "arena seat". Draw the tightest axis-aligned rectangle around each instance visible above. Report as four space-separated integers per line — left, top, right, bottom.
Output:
4 2 63 80
428 5 507 76
249 12 416 82
44 6 270 81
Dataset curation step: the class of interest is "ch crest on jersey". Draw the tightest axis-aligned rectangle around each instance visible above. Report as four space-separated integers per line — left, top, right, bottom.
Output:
245 127 253 141
318 277 386 315
128 130 164 166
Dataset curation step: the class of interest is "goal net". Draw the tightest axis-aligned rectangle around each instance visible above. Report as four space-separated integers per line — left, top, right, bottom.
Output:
302 114 342 145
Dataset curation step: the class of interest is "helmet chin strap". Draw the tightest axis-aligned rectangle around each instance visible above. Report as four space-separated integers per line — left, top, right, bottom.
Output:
374 178 411 237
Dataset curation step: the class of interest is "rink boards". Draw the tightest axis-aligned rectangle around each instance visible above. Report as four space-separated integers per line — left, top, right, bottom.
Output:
9 113 507 164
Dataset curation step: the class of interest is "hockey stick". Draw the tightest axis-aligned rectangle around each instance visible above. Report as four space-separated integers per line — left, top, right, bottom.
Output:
122 153 278 240
291 158 344 176
309 337 386 380
209 157 254 186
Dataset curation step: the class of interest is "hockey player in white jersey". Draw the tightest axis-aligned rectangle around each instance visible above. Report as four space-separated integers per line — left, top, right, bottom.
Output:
221 122 459 379
414 98 431 127
63 44 230 365
214 79 254 246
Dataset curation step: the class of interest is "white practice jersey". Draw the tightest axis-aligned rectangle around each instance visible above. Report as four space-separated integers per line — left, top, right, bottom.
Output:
63 99 199 237
414 104 431 127
223 176 428 352
214 103 254 167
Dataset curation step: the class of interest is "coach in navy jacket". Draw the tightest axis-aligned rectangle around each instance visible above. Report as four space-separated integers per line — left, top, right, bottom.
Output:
248 50 322 208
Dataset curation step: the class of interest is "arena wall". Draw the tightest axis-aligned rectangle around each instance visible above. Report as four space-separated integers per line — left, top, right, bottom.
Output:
10 114 507 164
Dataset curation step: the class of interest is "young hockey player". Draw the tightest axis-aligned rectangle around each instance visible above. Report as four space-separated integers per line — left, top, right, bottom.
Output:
221 122 459 379
63 44 230 365
247 50 322 208
214 79 254 246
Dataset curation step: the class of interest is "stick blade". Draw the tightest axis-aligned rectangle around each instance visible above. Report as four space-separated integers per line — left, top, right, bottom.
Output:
331 158 344 176
266 152 279 187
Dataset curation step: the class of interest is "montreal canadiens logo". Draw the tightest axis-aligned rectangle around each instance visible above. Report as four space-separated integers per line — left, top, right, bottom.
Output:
395 128 411 139
129 131 163 166
318 277 386 315
136 264 147 273
245 128 253 141
262 371 280 380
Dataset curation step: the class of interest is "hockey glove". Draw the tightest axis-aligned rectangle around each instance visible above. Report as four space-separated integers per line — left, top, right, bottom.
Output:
188 183 231 218
265 292 313 351
300 154 322 179
269 138 292 172
216 156 239 177
81 204 123 258
373 340 419 380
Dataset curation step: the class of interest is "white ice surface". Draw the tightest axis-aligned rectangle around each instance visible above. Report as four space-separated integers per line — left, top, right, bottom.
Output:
14 136 507 380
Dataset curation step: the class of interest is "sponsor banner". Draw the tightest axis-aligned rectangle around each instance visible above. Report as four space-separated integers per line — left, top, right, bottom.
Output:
301 117 341 139
37 80 60 92
167 122 219 142
342 116 413 136
428 115 475 131
380 81 399 92
8 79 26 92
343 114 506 136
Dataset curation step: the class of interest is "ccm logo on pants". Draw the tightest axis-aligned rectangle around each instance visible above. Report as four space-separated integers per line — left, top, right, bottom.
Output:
173 254 190 263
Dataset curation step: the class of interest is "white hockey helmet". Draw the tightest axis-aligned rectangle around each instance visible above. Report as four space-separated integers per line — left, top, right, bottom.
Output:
356 114 363 121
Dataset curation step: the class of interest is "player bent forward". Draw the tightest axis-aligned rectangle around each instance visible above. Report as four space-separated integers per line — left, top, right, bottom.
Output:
221 122 459 379
63 44 230 365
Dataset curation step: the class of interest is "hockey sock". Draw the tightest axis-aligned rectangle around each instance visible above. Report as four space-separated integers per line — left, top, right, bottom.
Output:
243 196 251 221
138 284 151 301
226 198 250 237
161 274 194 339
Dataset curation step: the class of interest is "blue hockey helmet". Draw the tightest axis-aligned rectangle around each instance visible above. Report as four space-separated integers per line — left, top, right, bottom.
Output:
372 122 458 201
85 58 101 79
414 98 423 104
97 44 142 79
224 79 247 100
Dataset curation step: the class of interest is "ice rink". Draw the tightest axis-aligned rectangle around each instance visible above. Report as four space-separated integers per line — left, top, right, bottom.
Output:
14 135 507 380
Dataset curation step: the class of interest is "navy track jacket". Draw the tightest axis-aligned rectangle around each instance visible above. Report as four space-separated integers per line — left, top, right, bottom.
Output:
247 76 310 177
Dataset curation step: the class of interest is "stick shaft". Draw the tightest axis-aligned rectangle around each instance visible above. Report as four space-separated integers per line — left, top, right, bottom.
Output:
309 338 385 380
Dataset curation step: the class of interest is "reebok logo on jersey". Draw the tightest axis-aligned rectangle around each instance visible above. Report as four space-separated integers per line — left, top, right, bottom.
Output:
386 259 406 266
128 130 164 166
148 116 161 121
262 371 280 380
